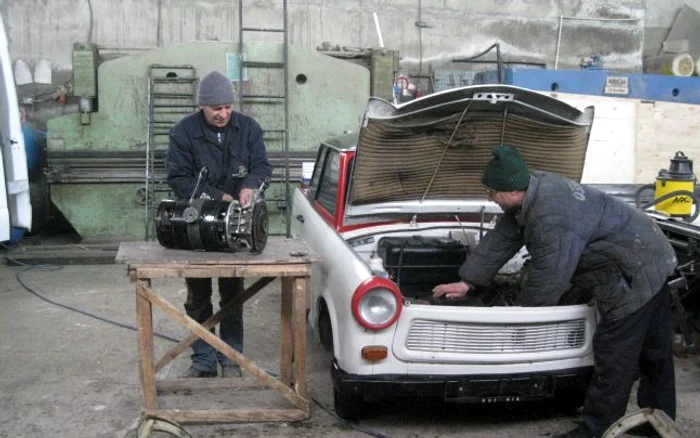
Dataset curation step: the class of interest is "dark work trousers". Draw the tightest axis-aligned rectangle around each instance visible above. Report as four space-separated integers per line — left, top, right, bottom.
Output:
184 277 245 373
583 285 676 437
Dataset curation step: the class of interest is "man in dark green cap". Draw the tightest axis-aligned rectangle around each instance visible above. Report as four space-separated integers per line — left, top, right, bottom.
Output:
433 145 677 438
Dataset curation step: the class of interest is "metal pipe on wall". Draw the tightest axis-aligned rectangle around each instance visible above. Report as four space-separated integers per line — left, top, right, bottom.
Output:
20 99 81 128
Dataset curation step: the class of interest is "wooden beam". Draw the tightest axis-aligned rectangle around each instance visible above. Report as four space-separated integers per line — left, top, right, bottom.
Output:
136 280 158 410
134 265 311 279
154 277 276 372
145 408 308 424
156 378 266 393
280 277 293 386
138 285 309 411
293 276 308 398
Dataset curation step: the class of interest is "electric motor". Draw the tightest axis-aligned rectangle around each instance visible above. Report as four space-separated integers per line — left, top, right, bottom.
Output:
154 197 269 253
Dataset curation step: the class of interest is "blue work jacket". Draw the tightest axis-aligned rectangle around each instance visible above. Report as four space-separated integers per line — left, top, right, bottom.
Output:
165 110 272 201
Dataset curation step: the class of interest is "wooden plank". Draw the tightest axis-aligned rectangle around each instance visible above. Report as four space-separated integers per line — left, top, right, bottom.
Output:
134 264 311 279
293 276 308 398
280 277 293 386
136 280 158 410
116 238 320 267
145 408 309 424
154 277 276 372
140 286 309 411
156 378 267 393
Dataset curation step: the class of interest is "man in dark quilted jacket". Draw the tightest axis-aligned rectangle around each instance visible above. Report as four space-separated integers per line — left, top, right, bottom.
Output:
433 145 677 438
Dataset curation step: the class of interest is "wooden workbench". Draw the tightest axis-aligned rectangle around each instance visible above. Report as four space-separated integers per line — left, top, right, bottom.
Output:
116 238 319 424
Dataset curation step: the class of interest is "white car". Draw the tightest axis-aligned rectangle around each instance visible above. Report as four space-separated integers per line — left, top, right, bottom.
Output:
291 85 597 420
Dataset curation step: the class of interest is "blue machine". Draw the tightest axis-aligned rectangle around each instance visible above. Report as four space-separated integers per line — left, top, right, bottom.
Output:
474 68 700 105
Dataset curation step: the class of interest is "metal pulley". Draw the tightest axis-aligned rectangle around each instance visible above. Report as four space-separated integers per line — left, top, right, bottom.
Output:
154 180 269 253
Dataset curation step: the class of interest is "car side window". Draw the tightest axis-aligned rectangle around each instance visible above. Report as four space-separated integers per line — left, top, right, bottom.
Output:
316 150 340 216
306 146 326 201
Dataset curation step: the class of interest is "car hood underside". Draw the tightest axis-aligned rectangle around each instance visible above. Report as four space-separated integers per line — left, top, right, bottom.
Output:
347 85 595 211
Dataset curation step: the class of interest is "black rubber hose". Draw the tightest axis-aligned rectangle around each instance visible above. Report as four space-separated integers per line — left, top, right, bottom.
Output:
634 185 700 223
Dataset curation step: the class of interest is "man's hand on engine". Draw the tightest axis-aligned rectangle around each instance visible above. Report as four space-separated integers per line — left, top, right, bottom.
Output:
432 281 471 300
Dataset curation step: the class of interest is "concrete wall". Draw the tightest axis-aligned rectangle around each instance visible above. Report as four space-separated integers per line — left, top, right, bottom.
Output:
644 0 700 57
1 0 661 79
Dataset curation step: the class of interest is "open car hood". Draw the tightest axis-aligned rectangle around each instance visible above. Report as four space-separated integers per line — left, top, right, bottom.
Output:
346 85 594 217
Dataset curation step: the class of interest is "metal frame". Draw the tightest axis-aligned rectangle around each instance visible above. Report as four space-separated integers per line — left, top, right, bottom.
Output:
145 65 197 240
237 0 291 236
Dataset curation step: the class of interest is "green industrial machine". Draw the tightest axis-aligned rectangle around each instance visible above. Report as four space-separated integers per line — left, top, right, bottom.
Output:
46 42 372 242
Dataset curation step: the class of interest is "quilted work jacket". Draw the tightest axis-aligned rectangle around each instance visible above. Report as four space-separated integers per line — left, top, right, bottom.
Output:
165 111 272 201
460 171 677 321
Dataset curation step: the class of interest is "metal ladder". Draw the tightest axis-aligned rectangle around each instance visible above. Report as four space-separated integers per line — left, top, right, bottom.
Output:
237 0 291 236
144 65 198 240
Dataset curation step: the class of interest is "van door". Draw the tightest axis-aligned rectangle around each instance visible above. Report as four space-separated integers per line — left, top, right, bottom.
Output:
0 17 31 241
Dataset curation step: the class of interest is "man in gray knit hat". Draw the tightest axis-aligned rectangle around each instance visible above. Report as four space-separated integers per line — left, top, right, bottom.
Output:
165 70 272 378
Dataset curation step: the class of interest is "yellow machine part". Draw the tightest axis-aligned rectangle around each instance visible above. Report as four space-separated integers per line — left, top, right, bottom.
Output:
654 178 695 216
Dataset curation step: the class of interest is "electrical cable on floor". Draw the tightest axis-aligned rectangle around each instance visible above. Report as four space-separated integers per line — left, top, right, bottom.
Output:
311 397 389 438
1 242 389 438
0 242 179 343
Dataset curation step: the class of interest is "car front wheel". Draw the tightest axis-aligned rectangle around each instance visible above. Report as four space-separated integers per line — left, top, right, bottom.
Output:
555 389 586 412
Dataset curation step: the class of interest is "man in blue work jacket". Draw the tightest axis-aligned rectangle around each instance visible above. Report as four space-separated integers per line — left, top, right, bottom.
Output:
165 70 273 378
434 145 677 438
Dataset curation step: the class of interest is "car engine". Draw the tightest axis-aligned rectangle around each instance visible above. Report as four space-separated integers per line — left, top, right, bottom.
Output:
374 235 521 306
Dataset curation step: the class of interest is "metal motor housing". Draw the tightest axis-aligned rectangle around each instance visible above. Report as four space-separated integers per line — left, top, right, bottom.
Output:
154 197 269 253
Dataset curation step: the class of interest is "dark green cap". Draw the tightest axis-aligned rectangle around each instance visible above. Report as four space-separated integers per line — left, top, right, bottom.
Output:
481 145 530 191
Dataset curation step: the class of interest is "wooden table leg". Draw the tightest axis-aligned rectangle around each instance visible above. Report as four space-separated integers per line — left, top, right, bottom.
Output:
280 277 293 386
136 279 158 410
293 276 308 399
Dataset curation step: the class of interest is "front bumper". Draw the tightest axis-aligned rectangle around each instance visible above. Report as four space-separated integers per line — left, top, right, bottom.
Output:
331 359 593 403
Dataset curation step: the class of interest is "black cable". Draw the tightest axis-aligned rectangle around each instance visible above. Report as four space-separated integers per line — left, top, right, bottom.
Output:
2 243 388 437
311 397 389 438
1 244 179 343
634 185 700 223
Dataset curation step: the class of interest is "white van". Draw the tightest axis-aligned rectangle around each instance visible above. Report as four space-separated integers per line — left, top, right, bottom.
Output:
0 16 31 241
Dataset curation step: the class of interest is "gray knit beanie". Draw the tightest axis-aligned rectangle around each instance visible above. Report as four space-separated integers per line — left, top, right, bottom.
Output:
198 71 235 106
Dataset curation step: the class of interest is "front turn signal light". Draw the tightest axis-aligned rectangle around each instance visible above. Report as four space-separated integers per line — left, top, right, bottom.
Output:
361 345 388 361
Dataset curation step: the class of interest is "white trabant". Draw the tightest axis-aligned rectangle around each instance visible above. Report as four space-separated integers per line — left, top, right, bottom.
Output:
291 85 597 420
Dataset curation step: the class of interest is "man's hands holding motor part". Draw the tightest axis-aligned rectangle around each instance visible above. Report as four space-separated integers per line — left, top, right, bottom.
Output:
221 188 253 206
432 281 471 300
238 188 253 207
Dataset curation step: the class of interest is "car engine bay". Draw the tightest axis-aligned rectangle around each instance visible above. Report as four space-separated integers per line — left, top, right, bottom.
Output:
349 229 595 307
350 230 524 306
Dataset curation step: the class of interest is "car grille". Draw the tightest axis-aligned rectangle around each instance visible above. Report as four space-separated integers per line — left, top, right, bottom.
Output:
406 319 586 353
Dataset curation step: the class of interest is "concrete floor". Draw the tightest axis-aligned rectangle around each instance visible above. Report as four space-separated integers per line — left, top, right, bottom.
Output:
1 261 699 437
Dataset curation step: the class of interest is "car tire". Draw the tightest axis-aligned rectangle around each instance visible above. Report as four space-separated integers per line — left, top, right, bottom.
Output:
333 386 364 421
318 301 334 352
554 389 586 412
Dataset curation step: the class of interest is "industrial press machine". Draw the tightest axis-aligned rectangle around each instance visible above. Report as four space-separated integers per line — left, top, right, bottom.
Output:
44 42 391 241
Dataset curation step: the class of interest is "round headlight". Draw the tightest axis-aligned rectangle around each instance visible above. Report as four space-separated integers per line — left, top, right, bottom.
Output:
359 289 397 326
351 277 402 330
